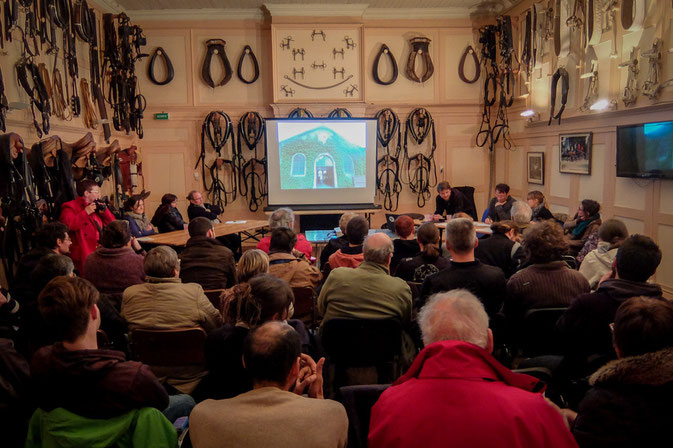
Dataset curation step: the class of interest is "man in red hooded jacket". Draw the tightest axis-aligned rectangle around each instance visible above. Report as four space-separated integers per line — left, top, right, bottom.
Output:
368 289 578 448
59 179 115 275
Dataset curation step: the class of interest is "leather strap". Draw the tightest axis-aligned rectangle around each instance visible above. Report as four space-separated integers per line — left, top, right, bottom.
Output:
80 77 97 129
0 65 8 132
372 43 398 85
621 0 645 32
554 0 571 58
458 45 481 83
548 67 569 125
533 2 546 69
148 47 174 85
406 37 434 83
236 45 259 85
15 59 51 136
521 10 532 70
585 0 602 48
202 39 232 88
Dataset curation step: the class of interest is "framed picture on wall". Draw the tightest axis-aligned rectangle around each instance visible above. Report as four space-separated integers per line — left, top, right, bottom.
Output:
559 132 592 175
527 152 544 184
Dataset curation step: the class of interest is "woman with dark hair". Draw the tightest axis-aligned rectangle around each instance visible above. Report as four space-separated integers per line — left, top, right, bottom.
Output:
150 193 186 233
579 219 629 289
83 220 145 305
123 192 155 238
505 221 590 325
194 274 294 401
395 223 449 283
527 191 554 221
564 199 602 256
474 220 525 278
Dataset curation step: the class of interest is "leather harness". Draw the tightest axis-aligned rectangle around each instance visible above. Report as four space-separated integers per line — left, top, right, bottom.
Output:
404 108 437 208
196 111 237 210
375 108 402 211
406 37 434 83
236 45 259 85
237 112 266 212
458 45 481 84
548 67 569 125
148 47 174 85
16 58 51 137
202 39 232 88
372 43 398 85
0 65 8 132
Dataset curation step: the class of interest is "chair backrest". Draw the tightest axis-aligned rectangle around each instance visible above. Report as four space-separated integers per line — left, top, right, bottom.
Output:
561 254 579 270
337 384 390 448
291 286 316 328
519 307 568 357
454 185 478 221
322 318 402 366
384 214 399 232
406 281 423 305
203 289 225 309
130 327 207 366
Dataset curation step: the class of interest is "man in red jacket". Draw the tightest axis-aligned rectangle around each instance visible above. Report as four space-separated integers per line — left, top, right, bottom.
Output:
59 179 115 275
368 289 578 448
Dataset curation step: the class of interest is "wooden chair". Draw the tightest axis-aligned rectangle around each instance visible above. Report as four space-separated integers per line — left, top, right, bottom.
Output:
203 289 225 310
129 327 207 366
292 286 317 329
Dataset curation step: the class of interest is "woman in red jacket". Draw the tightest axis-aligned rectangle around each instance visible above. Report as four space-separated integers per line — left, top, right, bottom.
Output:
59 179 115 275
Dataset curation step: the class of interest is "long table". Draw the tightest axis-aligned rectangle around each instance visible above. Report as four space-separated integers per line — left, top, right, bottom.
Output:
137 220 269 247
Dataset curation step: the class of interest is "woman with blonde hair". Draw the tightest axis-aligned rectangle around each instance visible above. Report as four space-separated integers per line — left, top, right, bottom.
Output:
218 249 269 316
527 190 554 221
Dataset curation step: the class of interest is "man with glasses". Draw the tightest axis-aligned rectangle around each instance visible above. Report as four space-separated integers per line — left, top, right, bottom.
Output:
59 179 115 275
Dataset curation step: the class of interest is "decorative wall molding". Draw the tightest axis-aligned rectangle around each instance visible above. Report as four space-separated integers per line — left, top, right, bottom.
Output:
129 8 265 21
264 3 369 18
364 7 472 20
89 0 125 14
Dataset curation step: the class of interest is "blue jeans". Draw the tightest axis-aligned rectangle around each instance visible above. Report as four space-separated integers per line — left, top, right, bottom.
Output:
162 394 196 422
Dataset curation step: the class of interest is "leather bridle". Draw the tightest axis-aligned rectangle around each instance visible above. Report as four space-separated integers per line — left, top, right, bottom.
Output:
148 47 174 85
237 111 266 211
375 108 402 211
236 45 259 85
372 43 398 85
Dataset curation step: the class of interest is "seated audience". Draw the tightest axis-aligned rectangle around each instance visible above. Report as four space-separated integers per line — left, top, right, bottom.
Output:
0 327 31 447
190 321 347 448
484 183 515 223
564 199 601 256
11 222 72 302
123 192 155 238
510 200 533 234
557 235 663 377
390 215 420 273
122 246 222 393
505 221 590 325
433 181 473 220
319 233 412 328
268 228 321 289
474 220 525 279
187 190 221 222
395 222 449 283
579 219 629 289
257 208 312 259
219 249 269 316
368 289 577 448
320 212 357 267
59 179 116 275
31 276 170 419
195 275 294 401
328 215 369 269
179 217 235 290
150 193 186 233
527 190 554 221
572 297 673 448
84 220 145 305
421 219 506 318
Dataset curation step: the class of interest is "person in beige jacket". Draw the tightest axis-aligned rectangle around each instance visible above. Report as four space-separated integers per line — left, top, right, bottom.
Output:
190 321 348 448
122 245 222 393
268 228 321 289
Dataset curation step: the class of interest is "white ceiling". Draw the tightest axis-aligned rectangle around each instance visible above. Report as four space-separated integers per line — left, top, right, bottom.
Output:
116 0 510 10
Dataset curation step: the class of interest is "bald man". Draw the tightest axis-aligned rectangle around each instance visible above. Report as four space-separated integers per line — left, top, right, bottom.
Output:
318 232 412 331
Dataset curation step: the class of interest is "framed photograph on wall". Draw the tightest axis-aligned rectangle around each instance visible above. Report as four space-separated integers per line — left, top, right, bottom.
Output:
527 152 544 184
559 132 592 175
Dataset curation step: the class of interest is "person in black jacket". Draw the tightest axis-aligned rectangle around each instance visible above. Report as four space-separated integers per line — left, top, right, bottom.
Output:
433 182 472 221
527 190 554 222
150 194 186 233
572 296 673 448
474 220 525 278
484 183 515 223
186 190 221 222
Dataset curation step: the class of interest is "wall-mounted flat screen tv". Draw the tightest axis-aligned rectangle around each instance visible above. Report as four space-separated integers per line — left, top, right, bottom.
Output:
617 120 673 179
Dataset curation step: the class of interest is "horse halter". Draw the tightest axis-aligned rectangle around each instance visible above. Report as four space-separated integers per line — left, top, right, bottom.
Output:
236 45 259 85
406 37 434 83
372 43 398 85
148 47 174 85
202 39 232 88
